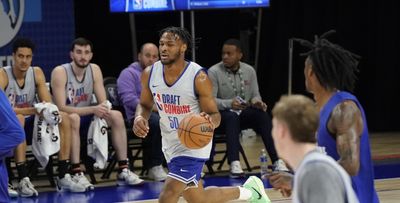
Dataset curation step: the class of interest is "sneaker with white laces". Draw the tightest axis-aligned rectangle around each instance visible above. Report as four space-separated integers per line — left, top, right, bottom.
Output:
17 177 38 197
230 160 245 178
242 176 271 203
273 159 289 172
148 165 167 181
56 173 87 192
117 168 144 186
72 172 94 191
8 184 18 198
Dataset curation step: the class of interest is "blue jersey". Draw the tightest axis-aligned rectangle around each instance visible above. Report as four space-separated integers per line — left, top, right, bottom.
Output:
318 91 379 203
0 90 25 202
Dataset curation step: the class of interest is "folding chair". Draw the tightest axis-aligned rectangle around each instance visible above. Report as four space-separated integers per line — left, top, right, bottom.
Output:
206 133 252 174
100 77 145 179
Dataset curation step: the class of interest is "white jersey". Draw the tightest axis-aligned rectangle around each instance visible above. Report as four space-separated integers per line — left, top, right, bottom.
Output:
149 61 212 162
62 63 94 107
3 66 37 108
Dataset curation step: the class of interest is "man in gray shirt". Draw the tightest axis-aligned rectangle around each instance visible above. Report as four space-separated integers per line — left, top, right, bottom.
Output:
208 39 287 178
270 95 358 203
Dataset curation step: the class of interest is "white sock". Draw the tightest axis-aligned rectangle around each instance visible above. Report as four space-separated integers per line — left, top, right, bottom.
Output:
237 186 252 200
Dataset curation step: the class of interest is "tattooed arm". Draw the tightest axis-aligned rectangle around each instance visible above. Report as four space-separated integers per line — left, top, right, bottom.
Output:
328 100 363 176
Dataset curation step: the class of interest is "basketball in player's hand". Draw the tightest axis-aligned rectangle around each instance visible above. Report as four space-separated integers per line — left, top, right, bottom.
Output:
178 114 214 149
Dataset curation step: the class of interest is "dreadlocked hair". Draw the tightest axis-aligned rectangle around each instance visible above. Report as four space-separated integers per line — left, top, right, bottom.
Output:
294 30 361 92
159 26 192 55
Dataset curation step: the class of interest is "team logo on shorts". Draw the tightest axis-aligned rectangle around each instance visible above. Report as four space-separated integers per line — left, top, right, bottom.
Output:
0 0 25 47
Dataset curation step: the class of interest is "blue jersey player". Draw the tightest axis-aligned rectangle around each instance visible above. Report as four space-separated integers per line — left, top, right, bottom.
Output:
268 30 379 203
0 89 25 202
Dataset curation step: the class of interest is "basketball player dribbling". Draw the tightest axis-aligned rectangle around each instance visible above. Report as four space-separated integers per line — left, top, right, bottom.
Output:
133 26 270 203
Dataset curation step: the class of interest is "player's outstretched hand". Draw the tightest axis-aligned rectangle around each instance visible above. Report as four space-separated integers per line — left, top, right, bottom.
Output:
264 171 293 197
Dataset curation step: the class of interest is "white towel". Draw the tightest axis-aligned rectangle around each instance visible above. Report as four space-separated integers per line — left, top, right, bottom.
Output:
34 103 62 125
32 115 61 168
87 116 108 169
87 101 112 169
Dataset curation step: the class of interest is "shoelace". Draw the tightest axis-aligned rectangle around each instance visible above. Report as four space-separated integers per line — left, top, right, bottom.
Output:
24 180 32 187
22 181 35 191
127 170 139 178
153 166 164 173
8 184 15 189
231 164 243 173
274 161 288 171
76 174 90 184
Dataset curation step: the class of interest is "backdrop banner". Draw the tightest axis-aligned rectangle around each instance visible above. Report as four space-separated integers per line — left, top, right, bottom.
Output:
0 0 75 80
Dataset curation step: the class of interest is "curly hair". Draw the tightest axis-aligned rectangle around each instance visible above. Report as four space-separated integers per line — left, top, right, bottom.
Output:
13 38 35 53
159 26 192 54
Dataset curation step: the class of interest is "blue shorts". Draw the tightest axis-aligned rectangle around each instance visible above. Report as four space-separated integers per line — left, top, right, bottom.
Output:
25 114 94 139
167 156 205 188
79 115 94 137
24 116 35 145
26 114 94 140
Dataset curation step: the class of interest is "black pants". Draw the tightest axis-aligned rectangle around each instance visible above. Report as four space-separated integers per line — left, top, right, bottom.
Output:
132 112 164 169
212 108 279 164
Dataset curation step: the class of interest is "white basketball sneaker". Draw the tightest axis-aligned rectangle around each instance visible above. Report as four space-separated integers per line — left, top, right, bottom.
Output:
148 165 168 181
17 177 38 197
72 172 94 191
117 168 144 186
56 173 87 192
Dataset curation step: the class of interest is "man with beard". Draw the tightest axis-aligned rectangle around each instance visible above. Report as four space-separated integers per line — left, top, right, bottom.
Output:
51 38 144 191
133 26 270 203
0 38 86 197
117 43 167 181
208 39 288 178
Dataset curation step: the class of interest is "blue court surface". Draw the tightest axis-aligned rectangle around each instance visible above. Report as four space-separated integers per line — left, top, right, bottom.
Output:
9 162 400 203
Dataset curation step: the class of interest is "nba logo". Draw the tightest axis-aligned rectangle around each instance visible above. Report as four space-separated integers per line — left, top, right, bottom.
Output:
153 93 163 111
67 86 75 105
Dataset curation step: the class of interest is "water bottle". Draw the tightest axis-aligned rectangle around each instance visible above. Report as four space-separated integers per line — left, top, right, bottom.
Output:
260 148 269 178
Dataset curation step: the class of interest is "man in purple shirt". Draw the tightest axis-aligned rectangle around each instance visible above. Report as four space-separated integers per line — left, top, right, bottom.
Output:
117 43 167 181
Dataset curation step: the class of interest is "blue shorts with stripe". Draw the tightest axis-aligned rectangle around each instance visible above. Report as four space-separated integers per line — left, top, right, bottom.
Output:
167 156 206 188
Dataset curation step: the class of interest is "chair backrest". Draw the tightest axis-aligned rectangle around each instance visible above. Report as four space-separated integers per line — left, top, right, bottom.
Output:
103 77 120 107
103 76 130 120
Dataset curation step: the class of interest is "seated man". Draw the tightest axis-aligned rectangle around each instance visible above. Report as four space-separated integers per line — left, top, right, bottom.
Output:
117 43 167 181
51 37 144 190
208 38 287 178
0 38 86 197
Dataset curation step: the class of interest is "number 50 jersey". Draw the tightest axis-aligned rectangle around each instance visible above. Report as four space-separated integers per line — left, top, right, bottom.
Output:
149 61 212 162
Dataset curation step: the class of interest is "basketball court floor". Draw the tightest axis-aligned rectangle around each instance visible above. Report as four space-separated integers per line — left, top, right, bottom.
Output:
9 132 400 203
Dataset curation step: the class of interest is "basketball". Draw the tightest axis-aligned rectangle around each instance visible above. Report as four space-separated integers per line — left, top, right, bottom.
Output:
178 114 214 149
